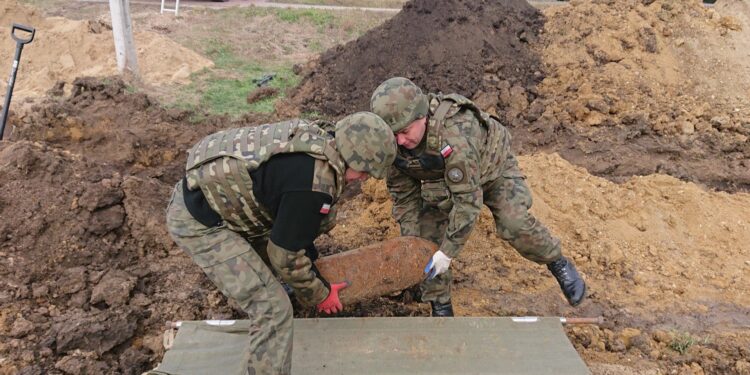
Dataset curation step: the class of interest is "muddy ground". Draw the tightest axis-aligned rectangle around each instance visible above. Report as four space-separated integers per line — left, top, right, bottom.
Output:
1 0 749 374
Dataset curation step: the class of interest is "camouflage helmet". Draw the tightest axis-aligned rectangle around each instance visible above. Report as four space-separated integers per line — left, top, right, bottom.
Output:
370 77 429 132
335 112 396 180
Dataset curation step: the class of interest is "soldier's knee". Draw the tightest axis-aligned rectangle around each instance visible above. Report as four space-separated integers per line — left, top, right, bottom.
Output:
509 231 561 264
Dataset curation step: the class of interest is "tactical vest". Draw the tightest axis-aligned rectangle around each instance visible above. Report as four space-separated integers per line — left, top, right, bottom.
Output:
185 119 346 236
394 94 509 184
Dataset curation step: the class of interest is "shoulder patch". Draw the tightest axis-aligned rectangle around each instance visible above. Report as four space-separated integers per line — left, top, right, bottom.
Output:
447 167 465 183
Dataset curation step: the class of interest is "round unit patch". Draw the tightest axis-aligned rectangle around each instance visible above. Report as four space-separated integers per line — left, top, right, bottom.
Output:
447 167 464 183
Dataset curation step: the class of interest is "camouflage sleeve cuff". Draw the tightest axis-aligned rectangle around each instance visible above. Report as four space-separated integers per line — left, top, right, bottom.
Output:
438 241 463 259
267 239 329 306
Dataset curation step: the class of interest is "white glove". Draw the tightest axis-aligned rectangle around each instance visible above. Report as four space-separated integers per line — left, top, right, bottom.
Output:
424 250 452 279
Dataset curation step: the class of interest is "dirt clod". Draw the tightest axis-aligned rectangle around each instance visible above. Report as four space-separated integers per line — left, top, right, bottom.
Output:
247 86 280 105
89 270 136 308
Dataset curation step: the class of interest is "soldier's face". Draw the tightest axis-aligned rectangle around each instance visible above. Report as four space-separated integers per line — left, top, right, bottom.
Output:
344 168 370 183
396 117 427 150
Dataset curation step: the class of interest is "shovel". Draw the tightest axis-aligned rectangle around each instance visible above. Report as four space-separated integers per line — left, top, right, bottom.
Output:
0 23 35 140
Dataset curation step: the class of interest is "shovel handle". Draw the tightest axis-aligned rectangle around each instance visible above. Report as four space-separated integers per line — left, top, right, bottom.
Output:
11 23 35 44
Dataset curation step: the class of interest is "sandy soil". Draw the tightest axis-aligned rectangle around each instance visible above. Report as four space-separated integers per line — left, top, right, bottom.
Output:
0 0 213 99
512 0 750 192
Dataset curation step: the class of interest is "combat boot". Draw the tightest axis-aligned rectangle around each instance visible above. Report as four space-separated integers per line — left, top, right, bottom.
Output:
430 301 454 317
547 256 586 306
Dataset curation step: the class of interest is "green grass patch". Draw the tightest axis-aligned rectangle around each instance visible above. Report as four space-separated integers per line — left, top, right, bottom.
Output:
668 332 710 355
201 65 299 116
276 8 335 27
169 40 299 118
302 110 324 120
267 0 405 8
233 7 336 28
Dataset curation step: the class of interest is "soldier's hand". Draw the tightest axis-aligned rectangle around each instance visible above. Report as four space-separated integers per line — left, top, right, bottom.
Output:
424 250 452 279
316 281 349 314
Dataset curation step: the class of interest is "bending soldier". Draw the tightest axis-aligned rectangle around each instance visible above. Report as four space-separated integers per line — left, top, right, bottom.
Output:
165 113 396 374
370 77 586 317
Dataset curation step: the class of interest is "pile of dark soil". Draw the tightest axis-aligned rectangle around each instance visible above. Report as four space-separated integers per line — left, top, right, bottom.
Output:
288 0 544 116
0 140 206 374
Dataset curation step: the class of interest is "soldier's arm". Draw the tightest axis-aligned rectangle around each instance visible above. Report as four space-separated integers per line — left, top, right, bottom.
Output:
266 191 332 306
386 166 422 236
439 113 485 258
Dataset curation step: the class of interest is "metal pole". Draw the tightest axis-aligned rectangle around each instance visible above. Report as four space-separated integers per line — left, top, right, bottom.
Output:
511 316 605 325
0 24 35 141
109 0 139 77
560 316 605 325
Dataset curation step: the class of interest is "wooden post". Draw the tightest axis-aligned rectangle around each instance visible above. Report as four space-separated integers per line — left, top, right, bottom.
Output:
109 0 139 78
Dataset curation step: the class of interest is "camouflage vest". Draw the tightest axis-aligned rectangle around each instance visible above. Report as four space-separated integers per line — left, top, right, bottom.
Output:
185 119 346 236
394 94 508 183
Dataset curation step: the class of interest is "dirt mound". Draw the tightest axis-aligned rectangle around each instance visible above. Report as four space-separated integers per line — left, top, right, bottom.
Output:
0 79 273 374
0 140 194 374
5 77 273 182
535 0 748 133
287 0 544 116
0 0 213 98
287 0 749 193
504 0 750 192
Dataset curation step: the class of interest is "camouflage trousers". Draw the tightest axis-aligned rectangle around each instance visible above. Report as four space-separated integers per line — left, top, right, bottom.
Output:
419 159 561 304
166 182 293 375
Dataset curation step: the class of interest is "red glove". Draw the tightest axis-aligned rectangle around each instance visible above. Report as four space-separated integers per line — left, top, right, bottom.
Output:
316 281 349 314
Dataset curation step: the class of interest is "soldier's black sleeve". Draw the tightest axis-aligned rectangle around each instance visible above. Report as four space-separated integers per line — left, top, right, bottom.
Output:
266 190 334 306
251 153 336 306
270 191 332 252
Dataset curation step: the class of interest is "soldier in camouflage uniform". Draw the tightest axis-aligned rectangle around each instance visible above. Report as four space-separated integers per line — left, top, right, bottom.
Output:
370 77 586 317
165 112 396 374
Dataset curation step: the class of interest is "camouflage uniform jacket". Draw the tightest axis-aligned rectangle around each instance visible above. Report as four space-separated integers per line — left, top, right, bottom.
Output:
184 119 345 305
387 94 516 258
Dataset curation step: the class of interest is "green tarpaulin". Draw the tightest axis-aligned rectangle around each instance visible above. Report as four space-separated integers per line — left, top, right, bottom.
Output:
150 317 590 375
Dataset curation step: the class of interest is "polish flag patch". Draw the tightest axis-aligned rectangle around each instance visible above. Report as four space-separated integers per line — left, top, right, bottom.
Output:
440 144 453 158
320 203 331 214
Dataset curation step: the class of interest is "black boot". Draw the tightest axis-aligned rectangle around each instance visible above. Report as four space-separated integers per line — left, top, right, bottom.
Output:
430 301 454 317
547 256 586 306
